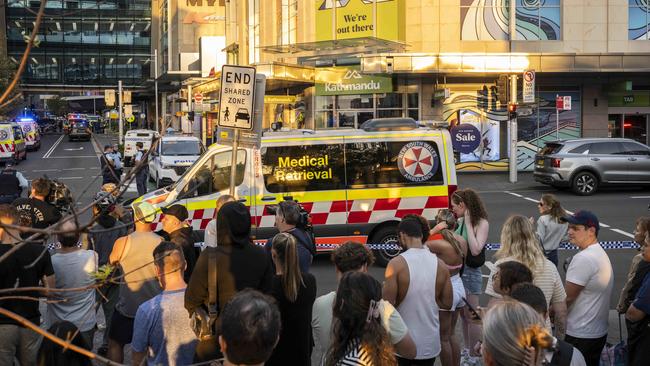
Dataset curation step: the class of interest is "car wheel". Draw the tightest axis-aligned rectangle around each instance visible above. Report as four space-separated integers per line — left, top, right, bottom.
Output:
156 176 163 188
370 225 402 267
572 171 598 196
22 151 26 160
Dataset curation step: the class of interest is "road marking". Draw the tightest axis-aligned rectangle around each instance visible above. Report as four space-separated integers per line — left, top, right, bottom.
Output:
631 196 650 199
505 191 634 239
64 147 84 151
611 229 635 238
62 167 86 171
56 177 83 180
32 169 58 172
47 156 98 159
42 135 64 158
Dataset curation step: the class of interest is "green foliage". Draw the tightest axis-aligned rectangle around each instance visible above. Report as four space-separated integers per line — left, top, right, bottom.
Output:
90 264 115 282
46 96 69 116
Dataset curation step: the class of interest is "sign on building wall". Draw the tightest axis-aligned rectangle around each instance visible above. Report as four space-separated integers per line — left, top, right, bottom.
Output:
522 70 535 104
315 0 405 42
315 66 392 96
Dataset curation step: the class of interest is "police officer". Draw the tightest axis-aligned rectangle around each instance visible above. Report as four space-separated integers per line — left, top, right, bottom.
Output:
134 142 148 196
0 163 28 204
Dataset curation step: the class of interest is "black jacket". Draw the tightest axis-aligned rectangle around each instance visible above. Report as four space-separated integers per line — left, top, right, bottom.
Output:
169 226 199 283
184 242 273 315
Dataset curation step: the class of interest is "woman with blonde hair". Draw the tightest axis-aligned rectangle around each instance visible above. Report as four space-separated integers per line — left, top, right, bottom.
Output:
485 215 567 338
532 194 568 266
267 232 317 366
427 209 467 366
481 301 554 366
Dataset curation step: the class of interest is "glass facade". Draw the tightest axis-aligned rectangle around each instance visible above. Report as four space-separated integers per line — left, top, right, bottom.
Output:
315 92 419 129
6 0 151 85
629 0 650 40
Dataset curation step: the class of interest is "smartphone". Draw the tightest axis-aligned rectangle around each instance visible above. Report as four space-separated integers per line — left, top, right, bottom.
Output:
462 297 482 321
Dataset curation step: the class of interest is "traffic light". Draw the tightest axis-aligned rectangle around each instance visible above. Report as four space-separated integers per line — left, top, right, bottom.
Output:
508 103 517 120
497 75 509 104
187 111 195 121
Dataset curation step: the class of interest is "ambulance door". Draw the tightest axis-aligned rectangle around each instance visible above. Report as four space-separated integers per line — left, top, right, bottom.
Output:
254 137 348 246
174 146 251 231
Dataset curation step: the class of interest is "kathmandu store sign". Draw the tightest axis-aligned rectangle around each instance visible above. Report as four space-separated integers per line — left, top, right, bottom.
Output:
316 67 392 96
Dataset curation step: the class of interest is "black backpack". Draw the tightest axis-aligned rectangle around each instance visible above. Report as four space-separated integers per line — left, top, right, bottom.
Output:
550 339 574 366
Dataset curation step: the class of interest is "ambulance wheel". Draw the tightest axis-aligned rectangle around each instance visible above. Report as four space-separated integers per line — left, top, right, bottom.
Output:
371 225 402 267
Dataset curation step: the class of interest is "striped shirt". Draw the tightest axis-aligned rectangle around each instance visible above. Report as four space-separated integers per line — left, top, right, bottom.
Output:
486 256 567 305
336 339 373 366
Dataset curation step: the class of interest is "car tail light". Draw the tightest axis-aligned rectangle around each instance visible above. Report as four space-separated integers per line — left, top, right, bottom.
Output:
551 158 563 168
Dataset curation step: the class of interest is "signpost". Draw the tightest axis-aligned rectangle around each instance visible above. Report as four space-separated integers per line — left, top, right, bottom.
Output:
217 65 259 196
522 70 535 104
194 92 203 106
555 95 572 140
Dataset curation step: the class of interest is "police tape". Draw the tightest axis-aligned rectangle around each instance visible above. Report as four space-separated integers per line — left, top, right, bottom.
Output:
196 241 640 251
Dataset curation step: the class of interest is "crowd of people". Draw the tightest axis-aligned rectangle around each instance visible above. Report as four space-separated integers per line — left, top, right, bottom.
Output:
1 179 650 366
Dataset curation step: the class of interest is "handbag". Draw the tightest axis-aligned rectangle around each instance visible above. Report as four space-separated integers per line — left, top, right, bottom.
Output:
600 314 628 366
190 247 219 340
459 220 485 268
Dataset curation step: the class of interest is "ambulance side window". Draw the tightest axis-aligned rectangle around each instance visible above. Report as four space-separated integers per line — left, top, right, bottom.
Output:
178 149 246 199
345 141 444 188
261 144 345 193
13 127 22 140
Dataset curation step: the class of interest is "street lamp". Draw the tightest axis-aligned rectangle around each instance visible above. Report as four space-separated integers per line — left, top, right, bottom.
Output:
154 48 159 133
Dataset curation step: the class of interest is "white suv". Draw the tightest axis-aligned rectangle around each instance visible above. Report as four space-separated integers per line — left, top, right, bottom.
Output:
148 135 204 188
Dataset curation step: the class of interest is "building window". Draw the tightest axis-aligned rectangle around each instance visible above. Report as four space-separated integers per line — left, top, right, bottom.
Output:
248 0 260 64
629 0 650 40
315 93 417 129
515 0 561 40
279 0 297 45
460 0 509 40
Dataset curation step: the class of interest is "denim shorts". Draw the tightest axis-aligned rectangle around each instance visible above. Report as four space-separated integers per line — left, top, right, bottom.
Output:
461 266 483 295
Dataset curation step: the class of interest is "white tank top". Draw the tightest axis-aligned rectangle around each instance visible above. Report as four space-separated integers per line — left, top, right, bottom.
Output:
397 247 441 359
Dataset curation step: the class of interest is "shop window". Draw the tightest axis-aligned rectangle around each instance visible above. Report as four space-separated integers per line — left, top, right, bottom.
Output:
629 0 650 40
377 93 402 108
345 141 444 189
338 95 373 109
515 0 561 40
460 1 509 40
178 149 246 199
261 144 346 193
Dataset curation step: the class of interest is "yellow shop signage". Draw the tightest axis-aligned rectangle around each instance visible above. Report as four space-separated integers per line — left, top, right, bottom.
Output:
315 0 405 42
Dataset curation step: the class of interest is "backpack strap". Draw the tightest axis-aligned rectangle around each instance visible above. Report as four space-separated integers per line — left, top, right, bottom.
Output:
551 339 574 366
207 247 218 316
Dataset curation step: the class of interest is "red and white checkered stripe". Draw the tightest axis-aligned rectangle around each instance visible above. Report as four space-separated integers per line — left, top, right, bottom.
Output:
152 196 448 232
0 144 12 153
25 134 33 142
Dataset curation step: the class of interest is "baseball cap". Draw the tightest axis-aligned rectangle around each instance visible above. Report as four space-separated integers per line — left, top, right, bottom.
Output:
133 201 157 223
561 210 600 233
161 204 188 222
94 191 116 210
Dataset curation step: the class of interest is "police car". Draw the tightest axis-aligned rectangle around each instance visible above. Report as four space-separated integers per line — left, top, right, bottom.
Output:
135 118 457 265
148 134 204 188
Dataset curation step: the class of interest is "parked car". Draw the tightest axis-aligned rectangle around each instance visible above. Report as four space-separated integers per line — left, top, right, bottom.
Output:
534 138 650 195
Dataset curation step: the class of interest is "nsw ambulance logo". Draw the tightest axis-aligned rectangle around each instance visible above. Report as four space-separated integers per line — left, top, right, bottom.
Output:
397 142 439 182
0 131 7 140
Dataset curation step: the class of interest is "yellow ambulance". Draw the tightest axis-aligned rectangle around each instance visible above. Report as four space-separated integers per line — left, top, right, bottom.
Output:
136 118 457 264
0 122 27 165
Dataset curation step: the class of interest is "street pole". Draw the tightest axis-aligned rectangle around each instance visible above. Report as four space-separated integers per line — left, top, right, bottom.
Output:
556 94 559 140
229 129 239 197
154 48 159 133
118 80 123 145
509 74 518 183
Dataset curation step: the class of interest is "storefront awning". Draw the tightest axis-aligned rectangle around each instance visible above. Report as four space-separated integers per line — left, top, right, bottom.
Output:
192 62 315 95
259 37 407 56
361 53 650 74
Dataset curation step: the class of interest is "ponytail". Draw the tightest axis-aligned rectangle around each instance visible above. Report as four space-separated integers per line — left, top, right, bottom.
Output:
272 233 303 302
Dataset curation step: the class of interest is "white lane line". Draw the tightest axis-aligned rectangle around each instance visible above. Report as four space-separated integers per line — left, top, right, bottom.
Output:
43 135 65 159
611 229 635 238
32 169 58 172
56 177 83 180
62 167 86 171
508 192 633 239
46 156 99 159
631 196 650 199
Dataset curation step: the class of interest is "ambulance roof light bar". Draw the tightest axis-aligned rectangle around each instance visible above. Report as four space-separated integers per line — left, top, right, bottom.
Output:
360 118 418 132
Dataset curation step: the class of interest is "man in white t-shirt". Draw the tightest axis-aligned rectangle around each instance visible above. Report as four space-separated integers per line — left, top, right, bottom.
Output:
562 210 613 366
311 241 416 366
